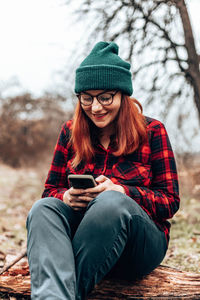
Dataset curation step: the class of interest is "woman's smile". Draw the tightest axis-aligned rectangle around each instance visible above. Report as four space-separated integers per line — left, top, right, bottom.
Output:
92 112 108 119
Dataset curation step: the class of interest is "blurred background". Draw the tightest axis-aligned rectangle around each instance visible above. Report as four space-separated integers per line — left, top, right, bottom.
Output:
0 0 200 276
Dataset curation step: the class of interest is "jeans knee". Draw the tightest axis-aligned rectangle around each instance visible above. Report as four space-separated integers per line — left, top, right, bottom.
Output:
26 197 59 228
88 190 147 224
96 190 134 210
88 191 131 220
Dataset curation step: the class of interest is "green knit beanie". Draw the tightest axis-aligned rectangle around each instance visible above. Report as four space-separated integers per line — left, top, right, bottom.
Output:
75 41 133 95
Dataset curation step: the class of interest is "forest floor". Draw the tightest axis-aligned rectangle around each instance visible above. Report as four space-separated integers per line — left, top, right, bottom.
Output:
0 155 200 275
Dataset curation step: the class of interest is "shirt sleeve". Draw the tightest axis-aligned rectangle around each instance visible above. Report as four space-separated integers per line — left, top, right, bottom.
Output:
121 122 180 221
41 122 71 201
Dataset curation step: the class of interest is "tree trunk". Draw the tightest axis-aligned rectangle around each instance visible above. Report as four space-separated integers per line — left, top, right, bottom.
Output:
174 0 200 121
0 258 200 299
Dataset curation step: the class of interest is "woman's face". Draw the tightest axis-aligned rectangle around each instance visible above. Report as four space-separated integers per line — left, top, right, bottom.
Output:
80 90 122 134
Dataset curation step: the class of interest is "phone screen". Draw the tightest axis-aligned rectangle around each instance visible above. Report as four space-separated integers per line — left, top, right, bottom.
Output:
68 175 96 189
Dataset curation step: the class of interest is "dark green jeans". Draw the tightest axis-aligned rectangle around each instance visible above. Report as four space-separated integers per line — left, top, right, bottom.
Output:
26 191 167 300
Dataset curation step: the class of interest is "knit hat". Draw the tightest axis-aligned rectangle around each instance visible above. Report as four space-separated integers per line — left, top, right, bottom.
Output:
75 41 133 95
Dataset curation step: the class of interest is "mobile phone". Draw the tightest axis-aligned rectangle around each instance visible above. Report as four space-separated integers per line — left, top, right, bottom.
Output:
68 174 97 189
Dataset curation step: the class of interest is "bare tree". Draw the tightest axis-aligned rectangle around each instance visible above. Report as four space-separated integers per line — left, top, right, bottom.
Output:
66 0 200 136
172 0 200 119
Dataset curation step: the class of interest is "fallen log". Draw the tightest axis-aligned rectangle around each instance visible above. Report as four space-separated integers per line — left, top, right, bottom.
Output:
0 258 200 299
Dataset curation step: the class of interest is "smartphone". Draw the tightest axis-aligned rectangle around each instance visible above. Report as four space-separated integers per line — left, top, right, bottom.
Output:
68 174 97 189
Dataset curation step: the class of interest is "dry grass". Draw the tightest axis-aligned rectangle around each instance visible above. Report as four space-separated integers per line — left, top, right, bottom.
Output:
0 163 47 259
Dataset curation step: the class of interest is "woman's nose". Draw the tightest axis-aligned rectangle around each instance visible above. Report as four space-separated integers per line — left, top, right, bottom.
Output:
91 98 103 111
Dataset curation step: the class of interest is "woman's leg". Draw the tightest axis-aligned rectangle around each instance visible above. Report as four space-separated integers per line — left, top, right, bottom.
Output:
107 211 167 280
73 191 167 300
26 197 83 300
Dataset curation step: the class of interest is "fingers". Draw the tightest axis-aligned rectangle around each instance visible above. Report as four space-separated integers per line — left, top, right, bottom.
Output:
85 185 105 194
85 176 109 193
84 176 123 194
69 188 87 196
69 200 88 211
70 194 93 203
67 193 88 210
65 187 96 211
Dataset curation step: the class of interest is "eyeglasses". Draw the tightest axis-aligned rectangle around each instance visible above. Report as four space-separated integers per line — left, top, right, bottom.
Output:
76 90 118 106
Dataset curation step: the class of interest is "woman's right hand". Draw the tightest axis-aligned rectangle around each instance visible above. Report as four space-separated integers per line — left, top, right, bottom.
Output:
63 188 96 211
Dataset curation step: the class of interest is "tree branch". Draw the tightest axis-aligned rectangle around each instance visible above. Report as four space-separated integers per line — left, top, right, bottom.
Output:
0 249 27 275
133 2 186 74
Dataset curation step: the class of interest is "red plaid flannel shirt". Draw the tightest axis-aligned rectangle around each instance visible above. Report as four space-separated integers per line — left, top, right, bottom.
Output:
42 116 180 243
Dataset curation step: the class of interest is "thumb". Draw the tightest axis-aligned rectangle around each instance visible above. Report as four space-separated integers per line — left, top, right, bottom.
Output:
95 175 108 183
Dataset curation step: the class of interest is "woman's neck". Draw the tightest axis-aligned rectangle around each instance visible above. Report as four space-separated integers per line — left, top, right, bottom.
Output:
99 123 115 137
99 135 110 149
98 125 115 149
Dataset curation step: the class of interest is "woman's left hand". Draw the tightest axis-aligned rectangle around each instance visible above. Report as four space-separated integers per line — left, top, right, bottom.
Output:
84 175 125 195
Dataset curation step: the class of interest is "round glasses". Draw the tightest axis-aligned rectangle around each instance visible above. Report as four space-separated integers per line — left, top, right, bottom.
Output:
77 90 118 106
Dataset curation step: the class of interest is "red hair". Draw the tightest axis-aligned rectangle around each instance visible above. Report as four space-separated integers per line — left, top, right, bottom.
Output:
70 95 147 167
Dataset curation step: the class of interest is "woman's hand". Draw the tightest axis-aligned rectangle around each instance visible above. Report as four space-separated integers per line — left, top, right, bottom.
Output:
63 188 97 211
63 176 125 210
84 175 125 195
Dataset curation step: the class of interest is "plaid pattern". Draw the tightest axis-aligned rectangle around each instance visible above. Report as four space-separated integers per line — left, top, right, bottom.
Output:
42 117 180 243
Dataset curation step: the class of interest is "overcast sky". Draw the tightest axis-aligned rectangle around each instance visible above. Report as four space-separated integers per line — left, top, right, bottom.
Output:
0 0 199 97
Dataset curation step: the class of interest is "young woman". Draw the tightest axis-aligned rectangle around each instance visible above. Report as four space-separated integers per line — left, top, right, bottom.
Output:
26 41 180 300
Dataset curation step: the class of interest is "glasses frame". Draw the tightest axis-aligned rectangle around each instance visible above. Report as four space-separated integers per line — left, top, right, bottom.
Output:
76 90 118 106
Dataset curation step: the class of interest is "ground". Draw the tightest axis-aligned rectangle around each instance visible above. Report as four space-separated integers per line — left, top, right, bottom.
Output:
0 158 200 276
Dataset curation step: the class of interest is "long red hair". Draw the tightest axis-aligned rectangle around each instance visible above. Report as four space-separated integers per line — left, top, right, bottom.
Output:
70 95 147 167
